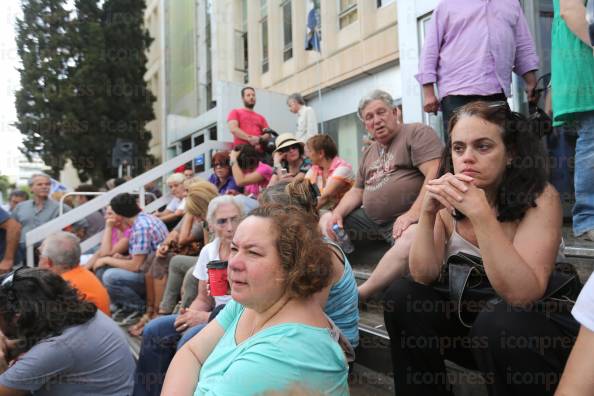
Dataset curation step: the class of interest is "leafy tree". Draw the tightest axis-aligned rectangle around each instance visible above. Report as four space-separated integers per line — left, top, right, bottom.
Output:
14 0 73 178
15 0 156 186
99 0 155 182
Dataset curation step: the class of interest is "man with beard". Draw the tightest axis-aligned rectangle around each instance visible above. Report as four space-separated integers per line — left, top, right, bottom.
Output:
227 86 270 149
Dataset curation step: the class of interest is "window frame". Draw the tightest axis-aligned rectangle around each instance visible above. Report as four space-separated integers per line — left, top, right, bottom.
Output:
338 0 358 30
281 0 293 62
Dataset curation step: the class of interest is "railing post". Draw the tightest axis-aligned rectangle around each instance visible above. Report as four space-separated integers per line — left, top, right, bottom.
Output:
27 244 34 267
139 187 146 209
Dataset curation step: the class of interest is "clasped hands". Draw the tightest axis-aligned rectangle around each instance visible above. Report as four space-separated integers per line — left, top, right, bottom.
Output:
424 173 489 220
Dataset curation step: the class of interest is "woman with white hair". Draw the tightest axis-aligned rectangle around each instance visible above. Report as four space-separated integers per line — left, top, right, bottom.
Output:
155 173 187 225
133 195 245 396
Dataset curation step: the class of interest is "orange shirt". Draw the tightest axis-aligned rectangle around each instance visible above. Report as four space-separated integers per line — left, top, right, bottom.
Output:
62 266 111 316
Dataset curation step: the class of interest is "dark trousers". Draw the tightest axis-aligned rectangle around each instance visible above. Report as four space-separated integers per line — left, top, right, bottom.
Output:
441 93 507 142
383 278 578 396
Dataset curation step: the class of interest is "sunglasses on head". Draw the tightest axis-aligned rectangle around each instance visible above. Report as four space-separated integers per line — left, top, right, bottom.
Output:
213 160 230 168
0 266 24 289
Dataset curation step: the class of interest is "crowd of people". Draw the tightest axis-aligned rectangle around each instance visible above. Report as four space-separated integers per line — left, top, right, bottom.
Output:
0 0 593 394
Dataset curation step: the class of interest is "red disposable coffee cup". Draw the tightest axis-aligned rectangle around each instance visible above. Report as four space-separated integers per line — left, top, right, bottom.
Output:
207 260 229 296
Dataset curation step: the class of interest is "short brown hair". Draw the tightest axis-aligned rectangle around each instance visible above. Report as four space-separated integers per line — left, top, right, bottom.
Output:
306 135 337 159
212 151 231 166
248 204 332 299
259 179 318 220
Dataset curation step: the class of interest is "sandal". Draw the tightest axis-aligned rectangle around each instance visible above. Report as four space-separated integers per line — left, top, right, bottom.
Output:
127 313 153 337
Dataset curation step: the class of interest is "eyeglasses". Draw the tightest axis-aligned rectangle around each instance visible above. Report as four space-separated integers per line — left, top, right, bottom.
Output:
278 144 299 154
215 216 240 226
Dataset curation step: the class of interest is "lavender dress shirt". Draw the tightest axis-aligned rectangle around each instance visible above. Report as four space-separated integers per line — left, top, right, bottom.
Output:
415 0 539 99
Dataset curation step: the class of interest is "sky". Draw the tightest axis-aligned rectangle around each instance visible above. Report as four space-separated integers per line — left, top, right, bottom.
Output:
0 0 24 182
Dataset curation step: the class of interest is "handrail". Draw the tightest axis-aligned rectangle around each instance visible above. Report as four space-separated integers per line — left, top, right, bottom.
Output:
79 194 170 253
58 191 159 216
26 140 232 265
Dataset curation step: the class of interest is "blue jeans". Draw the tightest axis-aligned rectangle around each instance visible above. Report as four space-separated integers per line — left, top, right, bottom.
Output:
96 267 146 313
572 111 594 236
132 314 206 396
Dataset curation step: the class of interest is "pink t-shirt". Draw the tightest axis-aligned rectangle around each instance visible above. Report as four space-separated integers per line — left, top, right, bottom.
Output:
243 162 273 198
227 108 269 146
111 227 132 247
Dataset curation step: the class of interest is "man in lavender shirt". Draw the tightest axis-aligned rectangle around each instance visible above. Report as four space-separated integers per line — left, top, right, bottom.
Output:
416 0 540 139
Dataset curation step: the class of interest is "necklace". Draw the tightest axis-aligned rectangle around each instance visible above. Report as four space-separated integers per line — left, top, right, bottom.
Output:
248 298 291 338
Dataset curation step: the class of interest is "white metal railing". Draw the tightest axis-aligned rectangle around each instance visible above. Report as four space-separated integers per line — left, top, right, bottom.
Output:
26 140 231 266
58 191 158 216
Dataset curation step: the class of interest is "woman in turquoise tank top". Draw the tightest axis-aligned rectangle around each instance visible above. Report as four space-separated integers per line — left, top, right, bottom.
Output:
162 205 348 395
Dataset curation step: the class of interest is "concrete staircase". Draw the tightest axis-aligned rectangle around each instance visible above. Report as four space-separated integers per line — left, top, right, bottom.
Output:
350 226 594 395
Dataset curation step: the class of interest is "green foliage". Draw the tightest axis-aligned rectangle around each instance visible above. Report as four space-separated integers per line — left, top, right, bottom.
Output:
0 176 13 201
15 0 156 187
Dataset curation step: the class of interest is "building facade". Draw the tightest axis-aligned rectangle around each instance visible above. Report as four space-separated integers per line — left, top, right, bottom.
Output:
144 0 552 170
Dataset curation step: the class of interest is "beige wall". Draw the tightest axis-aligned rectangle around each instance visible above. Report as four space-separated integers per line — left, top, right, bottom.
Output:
243 1 398 96
144 0 163 163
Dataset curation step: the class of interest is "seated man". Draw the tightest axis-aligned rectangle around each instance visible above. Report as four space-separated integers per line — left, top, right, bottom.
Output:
324 89 443 300
0 208 21 274
0 268 135 395
93 193 168 323
39 231 111 316
12 173 86 265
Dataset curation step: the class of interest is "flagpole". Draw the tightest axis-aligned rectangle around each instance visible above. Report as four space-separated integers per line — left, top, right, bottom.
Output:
317 51 324 134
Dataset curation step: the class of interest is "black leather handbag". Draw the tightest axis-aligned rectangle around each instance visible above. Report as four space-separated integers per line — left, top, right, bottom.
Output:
434 252 582 328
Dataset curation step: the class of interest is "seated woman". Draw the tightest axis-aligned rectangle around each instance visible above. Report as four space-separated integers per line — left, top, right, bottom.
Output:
155 173 186 227
383 101 578 396
260 179 359 349
268 133 312 186
557 273 594 395
0 268 135 395
304 134 354 212
129 181 218 336
162 205 349 395
208 151 242 195
85 205 131 270
229 144 273 198
158 180 220 315
133 195 245 396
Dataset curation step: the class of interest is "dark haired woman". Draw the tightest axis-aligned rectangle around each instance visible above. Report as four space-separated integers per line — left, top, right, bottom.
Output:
208 151 242 195
268 133 311 186
229 144 273 198
383 101 578 396
0 268 135 395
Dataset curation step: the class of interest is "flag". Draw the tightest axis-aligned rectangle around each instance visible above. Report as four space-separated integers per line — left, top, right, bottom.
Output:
305 1 321 51
50 178 68 194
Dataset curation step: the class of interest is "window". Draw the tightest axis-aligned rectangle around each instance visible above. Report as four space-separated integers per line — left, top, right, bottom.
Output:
281 0 292 61
234 0 249 83
376 0 394 7
260 0 269 73
261 16 269 73
338 0 357 29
